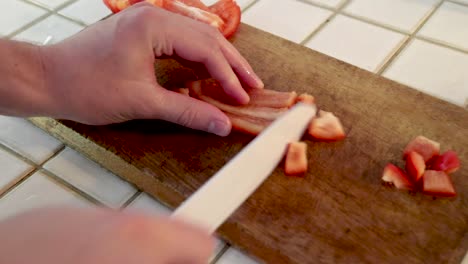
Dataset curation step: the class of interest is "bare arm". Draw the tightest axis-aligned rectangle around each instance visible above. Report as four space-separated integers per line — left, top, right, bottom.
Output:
0 39 51 117
0 2 263 136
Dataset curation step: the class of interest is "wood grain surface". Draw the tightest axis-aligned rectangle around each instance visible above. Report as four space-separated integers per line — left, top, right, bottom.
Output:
30 24 468 264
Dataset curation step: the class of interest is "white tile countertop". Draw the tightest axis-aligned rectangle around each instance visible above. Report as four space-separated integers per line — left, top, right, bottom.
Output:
0 0 467 263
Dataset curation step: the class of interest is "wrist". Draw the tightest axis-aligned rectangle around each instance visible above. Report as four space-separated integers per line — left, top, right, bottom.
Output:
0 39 56 117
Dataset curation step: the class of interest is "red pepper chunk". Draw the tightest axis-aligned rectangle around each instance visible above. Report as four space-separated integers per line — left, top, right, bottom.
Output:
285 142 308 176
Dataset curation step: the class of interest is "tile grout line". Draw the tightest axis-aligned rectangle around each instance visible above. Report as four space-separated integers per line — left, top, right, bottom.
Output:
296 0 339 12
6 12 53 39
39 168 107 206
299 0 351 45
241 0 260 13
8 0 86 40
447 0 468 7
415 35 468 54
120 191 142 209
297 0 468 56
210 243 231 264
375 0 446 75
0 168 39 200
0 144 65 198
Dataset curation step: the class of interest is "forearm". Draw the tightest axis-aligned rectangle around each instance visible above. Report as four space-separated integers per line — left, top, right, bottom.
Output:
0 38 53 117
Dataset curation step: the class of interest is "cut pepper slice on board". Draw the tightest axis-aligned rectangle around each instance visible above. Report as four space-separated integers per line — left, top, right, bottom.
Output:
102 0 241 38
308 110 346 141
403 136 440 163
381 163 414 190
405 151 425 183
429 150 460 174
296 93 315 105
422 170 456 197
285 142 308 176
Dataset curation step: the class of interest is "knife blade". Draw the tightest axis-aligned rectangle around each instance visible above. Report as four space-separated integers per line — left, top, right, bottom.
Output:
171 103 317 233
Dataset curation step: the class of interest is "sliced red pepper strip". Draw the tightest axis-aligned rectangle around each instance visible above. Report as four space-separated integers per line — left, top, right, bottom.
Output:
174 88 190 96
198 94 287 120
247 88 297 108
225 113 271 135
187 79 289 120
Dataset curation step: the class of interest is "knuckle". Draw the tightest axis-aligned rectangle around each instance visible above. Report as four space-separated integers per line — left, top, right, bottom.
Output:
205 26 222 41
176 106 199 128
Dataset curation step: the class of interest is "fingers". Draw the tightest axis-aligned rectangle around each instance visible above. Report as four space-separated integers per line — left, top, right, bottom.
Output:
218 38 264 90
105 212 215 264
145 7 263 103
149 217 216 264
202 48 250 104
146 89 232 136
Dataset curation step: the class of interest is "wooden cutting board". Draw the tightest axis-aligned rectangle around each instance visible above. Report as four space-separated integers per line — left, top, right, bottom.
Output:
30 24 468 264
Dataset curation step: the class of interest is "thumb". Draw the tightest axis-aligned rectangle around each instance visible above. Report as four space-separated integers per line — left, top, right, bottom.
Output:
147 89 232 136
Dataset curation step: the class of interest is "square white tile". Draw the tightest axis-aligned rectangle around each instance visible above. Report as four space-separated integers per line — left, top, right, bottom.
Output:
0 0 47 36
127 192 226 262
0 171 91 220
0 150 34 193
126 192 171 215
44 147 137 207
28 0 70 9
59 0 111 25
303 0 343 8
242 0 332 43
383 39 468 107
418 1 468 51
305 15 406 72
344 0 438 32
0 116 62 164
14 15 84 45
216 247 259 264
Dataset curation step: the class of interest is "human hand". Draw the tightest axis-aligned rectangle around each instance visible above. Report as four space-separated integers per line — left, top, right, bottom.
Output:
0 206 214 264
40 2 263 136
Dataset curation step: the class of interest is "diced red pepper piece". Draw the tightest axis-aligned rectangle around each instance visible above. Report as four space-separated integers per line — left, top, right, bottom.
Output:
422 170 456 197
403 136 440 163
429 150 460 174
308 110 345 141
296 93 315 105
405 151 425 182
285 142 308 176
381 163 414 190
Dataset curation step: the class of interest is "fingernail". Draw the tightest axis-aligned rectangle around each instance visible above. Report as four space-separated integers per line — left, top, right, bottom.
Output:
208 119 231 136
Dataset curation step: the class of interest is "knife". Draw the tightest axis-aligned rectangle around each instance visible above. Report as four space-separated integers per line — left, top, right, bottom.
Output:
171 103 318 233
